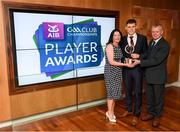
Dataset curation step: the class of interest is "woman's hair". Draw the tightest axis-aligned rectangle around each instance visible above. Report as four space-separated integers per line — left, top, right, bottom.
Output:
106 29 123 46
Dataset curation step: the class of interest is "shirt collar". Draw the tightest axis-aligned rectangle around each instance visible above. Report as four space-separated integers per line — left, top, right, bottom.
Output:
128 33 137 38
154 36 162 43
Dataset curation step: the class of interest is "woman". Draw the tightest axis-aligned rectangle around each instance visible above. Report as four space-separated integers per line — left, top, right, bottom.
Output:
104 29 132 122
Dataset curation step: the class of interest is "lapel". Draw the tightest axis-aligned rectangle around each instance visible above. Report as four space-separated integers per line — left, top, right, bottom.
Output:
135 33 140 50
153 37 163 48
125 36 128 45
149 37 163 54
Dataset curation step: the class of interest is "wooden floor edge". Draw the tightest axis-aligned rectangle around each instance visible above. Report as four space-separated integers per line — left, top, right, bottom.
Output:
0 99 106 128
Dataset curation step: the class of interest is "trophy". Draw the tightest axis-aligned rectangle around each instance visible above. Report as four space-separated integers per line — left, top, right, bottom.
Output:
124 44 135 64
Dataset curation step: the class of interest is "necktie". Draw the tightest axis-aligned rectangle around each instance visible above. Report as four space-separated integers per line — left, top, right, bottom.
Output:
151 41 156 46
149 41 155 52
129 36 134 46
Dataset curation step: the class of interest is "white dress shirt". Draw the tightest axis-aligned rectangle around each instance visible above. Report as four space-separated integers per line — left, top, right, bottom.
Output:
153 36 162 46
127 33 137 46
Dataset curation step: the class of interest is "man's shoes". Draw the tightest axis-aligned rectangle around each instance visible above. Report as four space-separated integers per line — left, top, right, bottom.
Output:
132 116 138 126
152 117 160 127
141 114 154 121
120 111 132 117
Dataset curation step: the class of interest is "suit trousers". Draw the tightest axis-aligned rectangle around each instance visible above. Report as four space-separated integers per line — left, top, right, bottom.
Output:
124 67 143 117
146 84 165 117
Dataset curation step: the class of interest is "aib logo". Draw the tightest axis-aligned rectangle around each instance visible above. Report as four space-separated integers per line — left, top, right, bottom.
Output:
42 22 64 40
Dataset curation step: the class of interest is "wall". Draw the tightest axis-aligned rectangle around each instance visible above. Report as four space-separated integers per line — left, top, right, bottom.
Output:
0 0 11 122
133 0 180 83
0 0 179 122
176 1 180 81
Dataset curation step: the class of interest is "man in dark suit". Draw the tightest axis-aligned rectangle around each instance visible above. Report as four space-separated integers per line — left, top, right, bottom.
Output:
133 24 170 127
120 19 148 126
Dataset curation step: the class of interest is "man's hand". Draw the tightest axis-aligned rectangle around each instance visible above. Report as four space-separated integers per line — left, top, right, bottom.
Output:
133 59 141 65
131 53 140 59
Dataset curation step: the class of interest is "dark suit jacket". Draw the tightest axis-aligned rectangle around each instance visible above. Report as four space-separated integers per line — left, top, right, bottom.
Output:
140 37 170 84
121 33 148 69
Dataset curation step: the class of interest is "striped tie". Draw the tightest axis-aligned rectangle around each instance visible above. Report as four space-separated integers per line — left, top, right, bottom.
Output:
129 36 134 46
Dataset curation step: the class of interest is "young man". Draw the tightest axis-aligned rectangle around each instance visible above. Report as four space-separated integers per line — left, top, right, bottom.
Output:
120 19 148 126
133 24 170 127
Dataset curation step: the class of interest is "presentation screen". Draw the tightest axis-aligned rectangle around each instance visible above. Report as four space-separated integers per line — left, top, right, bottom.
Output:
11 11 116 86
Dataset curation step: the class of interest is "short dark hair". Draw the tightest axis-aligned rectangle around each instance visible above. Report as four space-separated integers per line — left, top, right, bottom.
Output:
126 19 137 25
106 29 123 46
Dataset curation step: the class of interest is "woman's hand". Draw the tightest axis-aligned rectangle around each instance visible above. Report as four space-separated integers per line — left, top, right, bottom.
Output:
125 63 135 68
131 53 140 59
124 59 140 68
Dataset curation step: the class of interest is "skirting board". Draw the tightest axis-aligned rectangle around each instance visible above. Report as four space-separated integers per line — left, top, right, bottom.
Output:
0 99 106 128
1 81 179 128
0 121 12 128
166 81 180 87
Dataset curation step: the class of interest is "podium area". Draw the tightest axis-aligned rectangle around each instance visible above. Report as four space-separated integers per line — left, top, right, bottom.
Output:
1 86 179 131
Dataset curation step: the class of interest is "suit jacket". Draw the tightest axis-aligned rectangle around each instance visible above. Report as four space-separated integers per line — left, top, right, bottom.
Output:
121 33 148 69
140 37 170 84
